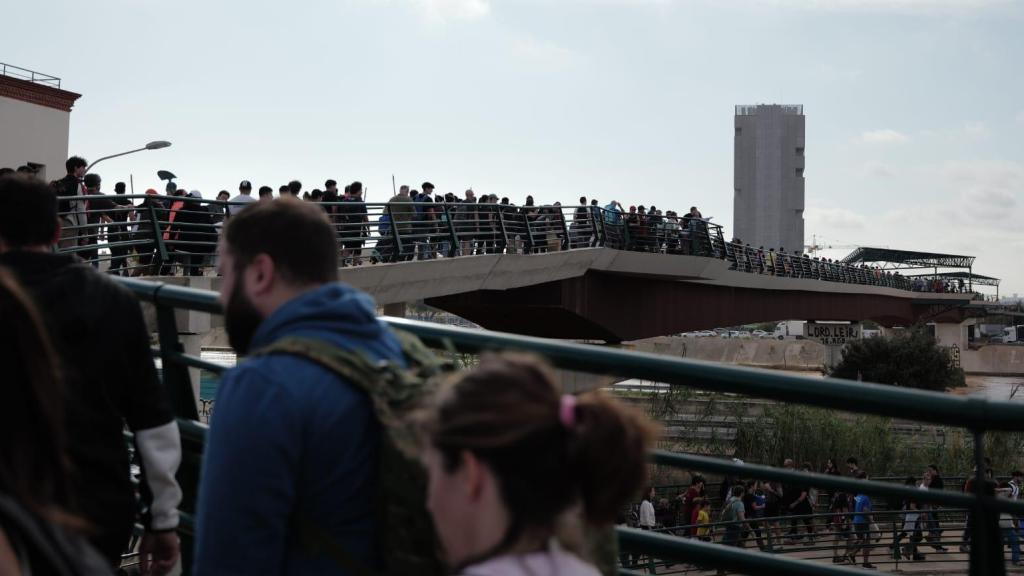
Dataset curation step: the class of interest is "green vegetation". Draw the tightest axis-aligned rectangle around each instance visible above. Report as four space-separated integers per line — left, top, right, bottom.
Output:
828 327 965 391
637 387 1024 483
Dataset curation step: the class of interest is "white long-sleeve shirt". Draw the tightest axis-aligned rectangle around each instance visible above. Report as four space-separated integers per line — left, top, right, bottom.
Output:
639 499 657 528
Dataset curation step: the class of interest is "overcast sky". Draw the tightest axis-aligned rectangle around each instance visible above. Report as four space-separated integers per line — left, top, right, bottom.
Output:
7 0 1023 293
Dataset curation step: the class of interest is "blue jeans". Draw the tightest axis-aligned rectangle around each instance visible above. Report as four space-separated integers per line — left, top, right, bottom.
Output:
1005 528 1020 564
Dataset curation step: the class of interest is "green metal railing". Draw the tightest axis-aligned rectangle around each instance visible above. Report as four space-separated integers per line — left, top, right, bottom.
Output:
119 277 1024 575
55 194 988 295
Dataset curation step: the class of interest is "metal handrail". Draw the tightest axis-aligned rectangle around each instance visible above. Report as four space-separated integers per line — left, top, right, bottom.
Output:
120 277 1020 575
0 62 61 88
54 195 985 297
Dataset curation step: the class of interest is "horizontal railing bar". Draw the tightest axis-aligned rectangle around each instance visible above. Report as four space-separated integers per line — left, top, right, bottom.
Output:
151 348 228 374
384 318 1024 431
616 527 867 576
116 278 1024 431
651 450 1024 516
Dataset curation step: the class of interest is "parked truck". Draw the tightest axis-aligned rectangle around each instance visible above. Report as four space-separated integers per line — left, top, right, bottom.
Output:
773 320 806 340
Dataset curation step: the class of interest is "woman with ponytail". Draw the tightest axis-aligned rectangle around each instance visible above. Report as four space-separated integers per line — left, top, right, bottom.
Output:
414 353 658 575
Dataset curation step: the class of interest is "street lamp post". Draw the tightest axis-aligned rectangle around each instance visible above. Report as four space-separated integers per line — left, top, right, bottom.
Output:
86 140 172 172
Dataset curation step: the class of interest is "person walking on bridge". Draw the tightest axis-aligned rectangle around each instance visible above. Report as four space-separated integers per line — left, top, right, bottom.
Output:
0 174 182 575
194 199 407 575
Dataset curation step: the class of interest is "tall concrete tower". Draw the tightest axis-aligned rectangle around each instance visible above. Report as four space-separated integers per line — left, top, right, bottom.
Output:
733 104 805 252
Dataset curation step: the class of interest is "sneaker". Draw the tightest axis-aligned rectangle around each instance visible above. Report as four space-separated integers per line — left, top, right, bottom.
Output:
932 545 948 551
862 563 877 570
912 554 926 561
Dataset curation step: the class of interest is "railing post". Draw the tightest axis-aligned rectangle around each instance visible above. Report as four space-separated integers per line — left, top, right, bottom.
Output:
148 203 170 273
968 428 1004 576
495 206 509 254
558 208 571 251
442 203 459 258
387 204 404 261
155 303 200 421
523 212 534 254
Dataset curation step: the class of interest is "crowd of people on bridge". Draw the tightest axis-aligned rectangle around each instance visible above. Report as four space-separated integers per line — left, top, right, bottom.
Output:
0 157 989 301
625 457 1023 570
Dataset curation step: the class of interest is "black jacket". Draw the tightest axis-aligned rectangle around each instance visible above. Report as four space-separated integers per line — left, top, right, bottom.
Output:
0 252 175 536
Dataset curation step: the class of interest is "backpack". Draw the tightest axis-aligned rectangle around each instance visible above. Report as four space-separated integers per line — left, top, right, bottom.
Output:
253 330 621 576
252 329 452 576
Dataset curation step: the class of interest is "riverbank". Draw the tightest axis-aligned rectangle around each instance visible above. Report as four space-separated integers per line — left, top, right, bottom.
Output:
626 335 1024 376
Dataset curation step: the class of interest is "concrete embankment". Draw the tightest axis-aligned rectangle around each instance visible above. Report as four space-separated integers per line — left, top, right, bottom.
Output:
626 337 1024 376
625 337 825 371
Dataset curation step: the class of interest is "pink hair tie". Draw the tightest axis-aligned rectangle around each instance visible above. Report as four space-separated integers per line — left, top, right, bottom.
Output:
559 394 577 429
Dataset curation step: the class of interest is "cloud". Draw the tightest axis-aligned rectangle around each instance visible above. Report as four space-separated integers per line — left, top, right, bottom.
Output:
943 160 1024 190
863 161 895 178
806 207 867 230
963 187 1016 209
860 129 909 144
943 160 1024 220
749 0 1014 13
511 36 578 68
410 0 490 22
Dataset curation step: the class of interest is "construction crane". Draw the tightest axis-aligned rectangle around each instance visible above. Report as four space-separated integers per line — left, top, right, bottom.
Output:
804 235 858 258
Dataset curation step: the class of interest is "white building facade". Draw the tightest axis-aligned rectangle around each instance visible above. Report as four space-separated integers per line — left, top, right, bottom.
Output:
0 64 80 181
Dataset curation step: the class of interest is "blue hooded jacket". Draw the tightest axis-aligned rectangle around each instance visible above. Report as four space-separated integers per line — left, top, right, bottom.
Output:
194 283 405 575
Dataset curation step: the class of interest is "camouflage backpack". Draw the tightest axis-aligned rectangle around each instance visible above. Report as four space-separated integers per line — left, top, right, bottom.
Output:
252 329 451 576
253 329 621 576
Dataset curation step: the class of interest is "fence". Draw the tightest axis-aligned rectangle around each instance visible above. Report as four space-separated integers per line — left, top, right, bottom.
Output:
56 195 971 295
118 277 1024 575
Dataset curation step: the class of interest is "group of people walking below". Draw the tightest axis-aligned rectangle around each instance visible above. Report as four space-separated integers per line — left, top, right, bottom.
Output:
628 458 1023 570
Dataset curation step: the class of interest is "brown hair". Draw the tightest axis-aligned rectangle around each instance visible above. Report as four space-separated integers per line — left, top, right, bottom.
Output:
418 353 657 542
0 266 82 529
223 197 338 285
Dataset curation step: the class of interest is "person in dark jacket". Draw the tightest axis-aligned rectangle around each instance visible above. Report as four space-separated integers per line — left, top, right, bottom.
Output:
107 182 135 276
0 174 182 574
135 190 167 276
167 191 214 276
194 199 406 575
56 156 87 250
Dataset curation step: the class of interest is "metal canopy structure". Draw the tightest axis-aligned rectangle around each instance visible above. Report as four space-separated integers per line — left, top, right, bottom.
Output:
840 247 975 270
906 271 1001 287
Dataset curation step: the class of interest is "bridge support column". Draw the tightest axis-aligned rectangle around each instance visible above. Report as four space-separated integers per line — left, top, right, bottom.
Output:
382 302 407 318
933 319 973 371
179 277 212 413
933 319 970 351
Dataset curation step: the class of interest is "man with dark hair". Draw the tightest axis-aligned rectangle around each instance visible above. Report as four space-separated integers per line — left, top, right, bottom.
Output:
80 173 116 267
258 185 274 202
194 199 406 575
0 174 182 573
107 182 135 276
338 181 368 266
56 156 88 249
287 180 302 196
278 184 289 196
229 180 256 216
846 457 860 476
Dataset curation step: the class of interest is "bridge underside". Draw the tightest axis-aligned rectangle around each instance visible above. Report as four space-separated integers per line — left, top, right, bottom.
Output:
426 271 973 342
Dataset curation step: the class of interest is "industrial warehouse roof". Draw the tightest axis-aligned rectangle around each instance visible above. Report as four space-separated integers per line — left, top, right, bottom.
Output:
905 271 1001 286
840 247 975 269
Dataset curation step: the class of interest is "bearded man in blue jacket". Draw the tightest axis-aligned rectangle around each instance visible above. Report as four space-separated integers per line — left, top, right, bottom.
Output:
194 198 405 575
